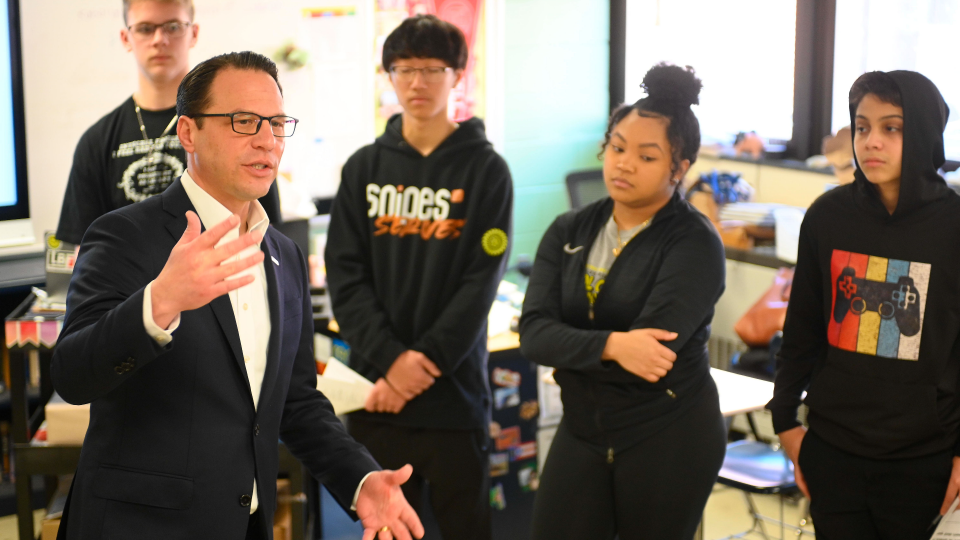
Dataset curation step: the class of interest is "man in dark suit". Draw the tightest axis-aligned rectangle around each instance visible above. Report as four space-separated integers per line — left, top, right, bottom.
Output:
51 51 423 540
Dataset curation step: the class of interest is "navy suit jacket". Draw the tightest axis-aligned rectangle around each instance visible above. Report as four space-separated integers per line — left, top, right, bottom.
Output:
51 179 379 540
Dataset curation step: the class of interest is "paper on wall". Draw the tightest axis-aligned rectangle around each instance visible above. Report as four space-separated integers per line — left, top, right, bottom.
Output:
317 358 374 415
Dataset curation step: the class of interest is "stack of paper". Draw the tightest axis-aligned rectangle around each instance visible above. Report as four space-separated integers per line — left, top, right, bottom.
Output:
316 358 374 415
718 202 790 227
932 497 960 538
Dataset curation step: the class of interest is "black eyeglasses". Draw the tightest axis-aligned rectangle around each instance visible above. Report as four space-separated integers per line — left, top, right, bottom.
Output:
388 66 454 83
190 112 299 137
127 20 192 41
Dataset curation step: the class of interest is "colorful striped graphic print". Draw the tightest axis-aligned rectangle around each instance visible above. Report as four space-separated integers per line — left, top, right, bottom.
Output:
828 250 929 360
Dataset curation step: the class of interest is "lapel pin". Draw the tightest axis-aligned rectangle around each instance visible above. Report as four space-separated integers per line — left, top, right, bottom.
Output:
271 256 279 266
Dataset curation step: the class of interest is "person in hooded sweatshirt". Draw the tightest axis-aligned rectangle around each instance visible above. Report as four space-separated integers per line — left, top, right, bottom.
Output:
324 14 512 540
519 63 727 540
768 70 960 539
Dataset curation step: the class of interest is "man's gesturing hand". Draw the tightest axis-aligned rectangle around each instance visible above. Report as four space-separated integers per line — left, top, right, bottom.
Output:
357 465 424 540
385 351 441 400
151 211 264 329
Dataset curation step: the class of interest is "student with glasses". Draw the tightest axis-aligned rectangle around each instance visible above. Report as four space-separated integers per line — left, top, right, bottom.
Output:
326 14 513 540
55 0 281 247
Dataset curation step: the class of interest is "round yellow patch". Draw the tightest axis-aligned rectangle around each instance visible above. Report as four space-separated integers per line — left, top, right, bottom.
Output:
46 235 62 249
482 228 508 257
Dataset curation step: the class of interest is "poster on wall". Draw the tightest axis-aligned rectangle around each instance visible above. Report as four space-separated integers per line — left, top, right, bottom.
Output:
373 0 486 135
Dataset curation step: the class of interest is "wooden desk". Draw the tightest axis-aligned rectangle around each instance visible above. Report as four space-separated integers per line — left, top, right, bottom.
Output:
488 331 520 353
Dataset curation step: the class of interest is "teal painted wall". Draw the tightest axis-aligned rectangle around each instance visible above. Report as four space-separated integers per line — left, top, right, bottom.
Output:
502 0 610 265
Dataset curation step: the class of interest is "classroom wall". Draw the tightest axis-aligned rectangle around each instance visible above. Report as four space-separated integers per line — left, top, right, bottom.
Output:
501 0 609 265
14 0 603 263
12 0 510 253
18 0 383 248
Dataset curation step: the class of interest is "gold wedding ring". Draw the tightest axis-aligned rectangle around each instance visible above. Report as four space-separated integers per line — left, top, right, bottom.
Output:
380 526 390 532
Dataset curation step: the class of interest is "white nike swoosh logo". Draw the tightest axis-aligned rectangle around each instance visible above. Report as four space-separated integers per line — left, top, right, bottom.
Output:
563 244 584 254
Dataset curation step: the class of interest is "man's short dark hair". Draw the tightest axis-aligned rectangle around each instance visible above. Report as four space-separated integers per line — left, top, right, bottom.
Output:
850 71 902 110
177 51 282 127
381 14 468 71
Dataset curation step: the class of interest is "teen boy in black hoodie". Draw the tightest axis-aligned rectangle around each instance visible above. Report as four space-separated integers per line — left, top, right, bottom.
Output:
768 70 960 539
325 15 512 540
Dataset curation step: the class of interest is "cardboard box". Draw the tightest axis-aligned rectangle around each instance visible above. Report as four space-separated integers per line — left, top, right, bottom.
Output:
41 517 60 540
45 393 90 445
274 478 292 540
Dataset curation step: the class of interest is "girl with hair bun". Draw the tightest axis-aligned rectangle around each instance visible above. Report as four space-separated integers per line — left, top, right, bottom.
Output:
519 62 726 539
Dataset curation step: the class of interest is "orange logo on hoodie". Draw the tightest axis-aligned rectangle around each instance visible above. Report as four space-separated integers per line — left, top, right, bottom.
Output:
366 183 465 240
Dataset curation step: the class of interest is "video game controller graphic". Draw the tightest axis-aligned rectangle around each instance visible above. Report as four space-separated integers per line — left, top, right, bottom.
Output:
833 266 921 336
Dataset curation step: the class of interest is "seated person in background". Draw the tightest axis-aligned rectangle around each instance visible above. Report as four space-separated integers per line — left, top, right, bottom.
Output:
768 70 960 539
51 51 422 540
519 63 727 540
56 0 280 246
325 14 513 540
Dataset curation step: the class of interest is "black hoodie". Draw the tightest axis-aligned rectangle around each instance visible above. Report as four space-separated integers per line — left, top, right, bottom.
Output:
767 71 960 459
325 115 513 430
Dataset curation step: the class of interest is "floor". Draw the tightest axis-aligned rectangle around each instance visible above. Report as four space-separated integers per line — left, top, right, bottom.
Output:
320 484 814 540
0 484 812 539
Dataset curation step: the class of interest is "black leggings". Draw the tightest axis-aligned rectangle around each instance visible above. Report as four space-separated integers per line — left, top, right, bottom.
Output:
531 380 726 540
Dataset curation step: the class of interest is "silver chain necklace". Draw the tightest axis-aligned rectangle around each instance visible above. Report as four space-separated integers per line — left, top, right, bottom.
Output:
133 98 178 160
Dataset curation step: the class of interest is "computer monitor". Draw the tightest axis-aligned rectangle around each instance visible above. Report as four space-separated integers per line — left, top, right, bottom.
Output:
0 0 31 248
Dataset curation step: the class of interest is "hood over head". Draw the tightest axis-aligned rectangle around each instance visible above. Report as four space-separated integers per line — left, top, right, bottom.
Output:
849 70 951 218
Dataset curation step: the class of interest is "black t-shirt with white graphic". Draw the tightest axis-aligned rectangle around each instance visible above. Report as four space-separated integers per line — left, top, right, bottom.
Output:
57 96 281 245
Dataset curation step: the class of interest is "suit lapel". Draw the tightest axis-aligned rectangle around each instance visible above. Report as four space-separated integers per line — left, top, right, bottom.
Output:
257 231 283 411
210 296 249 391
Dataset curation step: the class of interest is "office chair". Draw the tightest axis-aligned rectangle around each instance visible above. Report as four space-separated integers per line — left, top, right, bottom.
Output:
715 438 814 539
719 334 814 538
565 169 607 209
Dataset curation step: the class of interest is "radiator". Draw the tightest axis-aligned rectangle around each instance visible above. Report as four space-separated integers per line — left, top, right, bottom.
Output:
707 335 748 370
